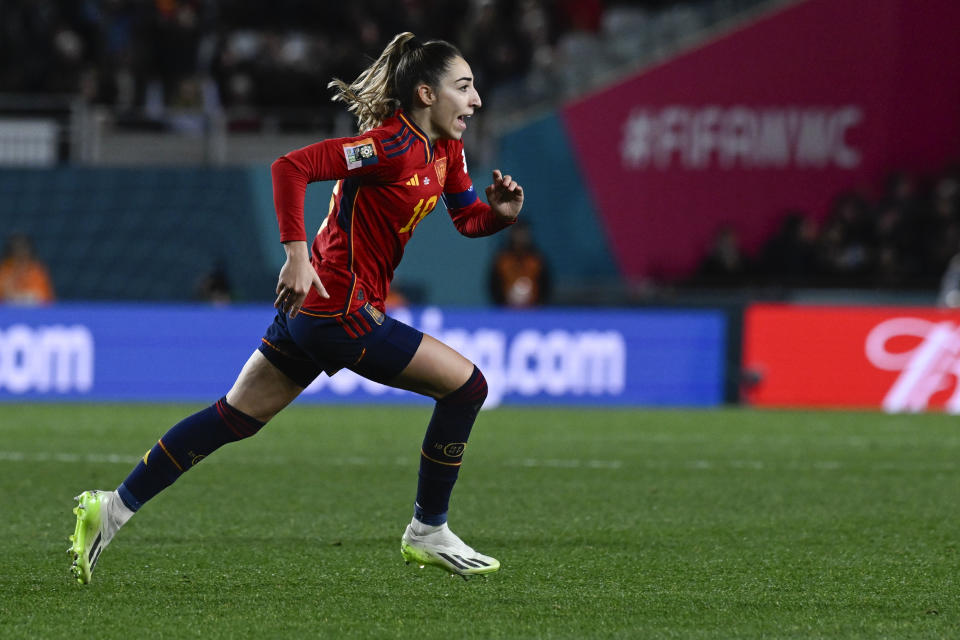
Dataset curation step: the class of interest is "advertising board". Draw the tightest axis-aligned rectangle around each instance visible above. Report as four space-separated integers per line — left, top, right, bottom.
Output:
0 305 727 407
744 303 960 412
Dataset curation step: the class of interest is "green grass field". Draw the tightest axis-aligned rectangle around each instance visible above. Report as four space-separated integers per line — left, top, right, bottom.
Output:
0 404 958 639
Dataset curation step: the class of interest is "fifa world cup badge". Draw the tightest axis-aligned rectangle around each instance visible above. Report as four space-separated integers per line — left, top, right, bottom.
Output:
343 138 379 170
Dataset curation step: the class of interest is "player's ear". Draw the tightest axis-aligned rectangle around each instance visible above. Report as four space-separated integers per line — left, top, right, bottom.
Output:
415 83 435 107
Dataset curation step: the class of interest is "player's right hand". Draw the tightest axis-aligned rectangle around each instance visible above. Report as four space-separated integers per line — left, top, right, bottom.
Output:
275 241 329 317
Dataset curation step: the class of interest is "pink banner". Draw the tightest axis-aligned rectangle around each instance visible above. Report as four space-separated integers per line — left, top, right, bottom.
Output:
561 0 960 280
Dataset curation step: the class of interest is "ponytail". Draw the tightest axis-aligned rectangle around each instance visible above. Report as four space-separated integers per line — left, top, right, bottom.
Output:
329 32 463 133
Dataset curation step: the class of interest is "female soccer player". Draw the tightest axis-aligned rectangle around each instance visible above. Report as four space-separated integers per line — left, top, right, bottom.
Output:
69 32 523 583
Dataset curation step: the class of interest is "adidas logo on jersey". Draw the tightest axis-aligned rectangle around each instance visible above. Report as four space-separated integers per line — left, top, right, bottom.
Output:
405 175 420 186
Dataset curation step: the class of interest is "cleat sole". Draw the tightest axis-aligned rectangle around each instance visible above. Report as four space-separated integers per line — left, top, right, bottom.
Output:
68 491 106 585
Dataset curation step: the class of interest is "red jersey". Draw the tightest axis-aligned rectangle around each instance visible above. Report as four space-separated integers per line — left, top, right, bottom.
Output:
272 110 509 316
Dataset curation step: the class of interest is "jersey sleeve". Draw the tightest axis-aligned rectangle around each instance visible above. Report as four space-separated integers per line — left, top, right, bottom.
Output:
271 131 401 242
442 144 515 238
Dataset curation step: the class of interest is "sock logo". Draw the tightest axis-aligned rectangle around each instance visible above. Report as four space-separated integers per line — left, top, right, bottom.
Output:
189 451 206 466
442 443 466 458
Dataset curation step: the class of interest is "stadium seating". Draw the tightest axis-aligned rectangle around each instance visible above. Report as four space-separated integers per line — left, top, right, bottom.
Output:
0 168 274 301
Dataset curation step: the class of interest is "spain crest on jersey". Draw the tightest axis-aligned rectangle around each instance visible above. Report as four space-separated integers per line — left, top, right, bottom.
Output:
343 138 378 170
434 157 447 188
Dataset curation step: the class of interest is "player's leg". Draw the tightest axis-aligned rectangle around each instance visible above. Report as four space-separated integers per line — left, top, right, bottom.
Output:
118 350 303 512
70 311 321 585
331 305 496 575
386 333 476 399
226 349 308 421
383 334 499 576
387 333 484 523
70 351 307 584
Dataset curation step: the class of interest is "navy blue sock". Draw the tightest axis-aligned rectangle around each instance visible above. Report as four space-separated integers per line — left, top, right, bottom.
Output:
117 397 265 511
414 366 488 525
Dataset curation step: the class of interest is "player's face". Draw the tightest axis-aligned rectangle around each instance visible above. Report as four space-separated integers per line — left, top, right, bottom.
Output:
428 56 481 141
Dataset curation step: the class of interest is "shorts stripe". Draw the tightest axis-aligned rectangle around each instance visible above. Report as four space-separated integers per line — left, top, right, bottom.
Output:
260 337 282 352
344 314 362 336
354 312 372 333
345 313 369 337
336 316 358 339
350 347 367 366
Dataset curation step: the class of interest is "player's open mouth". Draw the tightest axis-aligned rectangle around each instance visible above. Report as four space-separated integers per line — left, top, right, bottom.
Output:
457 114 471 130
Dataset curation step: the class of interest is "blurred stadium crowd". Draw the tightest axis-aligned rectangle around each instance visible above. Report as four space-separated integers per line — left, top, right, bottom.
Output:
692 167 960 295
0 0 764 130
2 0 958 303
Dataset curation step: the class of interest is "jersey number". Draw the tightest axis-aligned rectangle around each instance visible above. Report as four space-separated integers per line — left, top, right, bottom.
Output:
398 196 438 233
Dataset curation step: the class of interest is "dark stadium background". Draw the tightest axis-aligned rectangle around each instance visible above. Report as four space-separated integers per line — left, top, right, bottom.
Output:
1 3 960 637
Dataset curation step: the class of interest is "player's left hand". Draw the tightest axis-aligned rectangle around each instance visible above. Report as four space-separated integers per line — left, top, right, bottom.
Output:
486 169 524 223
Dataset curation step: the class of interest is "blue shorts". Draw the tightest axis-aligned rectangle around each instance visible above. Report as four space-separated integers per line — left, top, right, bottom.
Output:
257 302 424 388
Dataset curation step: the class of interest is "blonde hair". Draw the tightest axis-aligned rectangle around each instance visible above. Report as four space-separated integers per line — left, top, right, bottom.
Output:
329 32 463 133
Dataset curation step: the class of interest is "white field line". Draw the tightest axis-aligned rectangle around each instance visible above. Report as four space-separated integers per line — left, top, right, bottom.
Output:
2 450 957 472
0 450 622 470
509 458 623 469
0 451 139 464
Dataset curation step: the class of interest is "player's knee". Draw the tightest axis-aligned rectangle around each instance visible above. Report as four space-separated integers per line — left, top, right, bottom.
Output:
472 367 488 407
218 397 268 439
440 365 487 412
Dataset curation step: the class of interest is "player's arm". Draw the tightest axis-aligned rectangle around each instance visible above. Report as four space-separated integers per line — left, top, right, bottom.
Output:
444 146 522 237
270 134 386 316
271 135 385 243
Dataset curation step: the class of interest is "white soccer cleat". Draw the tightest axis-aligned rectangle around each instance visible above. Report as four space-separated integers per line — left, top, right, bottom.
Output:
400 520 500 577
67 490 127 584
